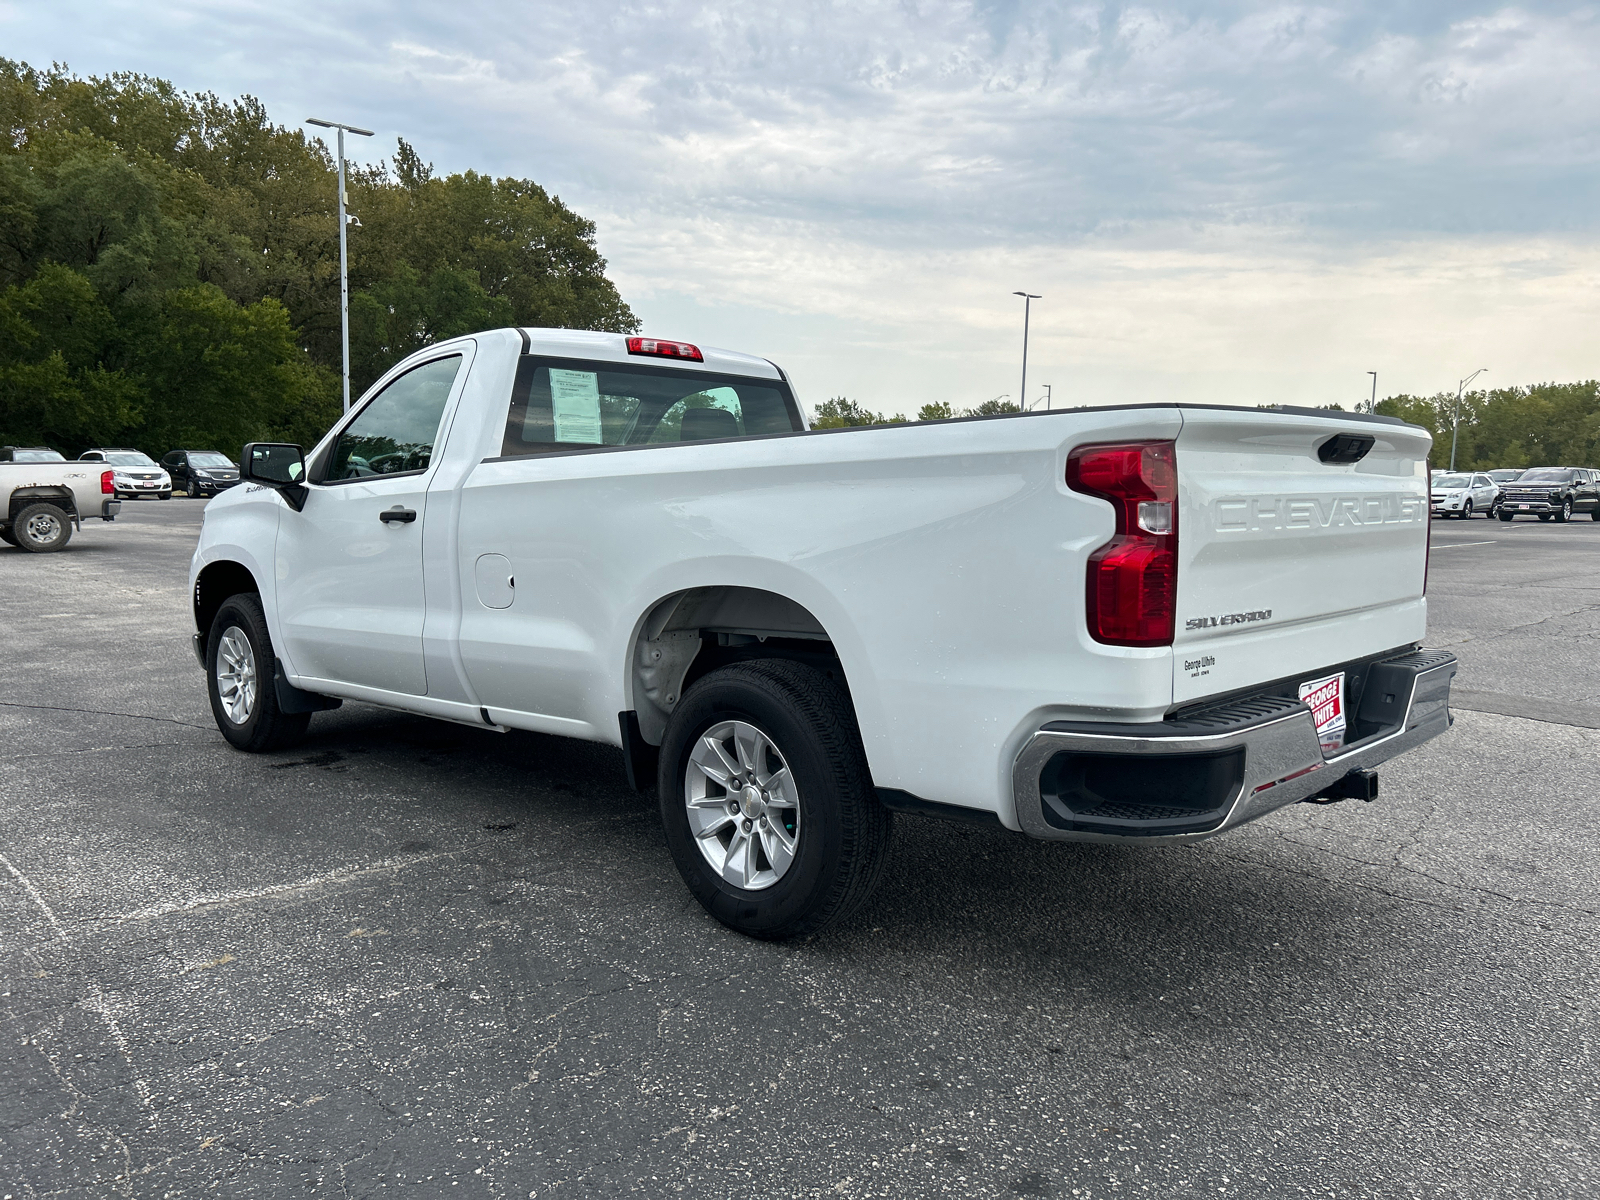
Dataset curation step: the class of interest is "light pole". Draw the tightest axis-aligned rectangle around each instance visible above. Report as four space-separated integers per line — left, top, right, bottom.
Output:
1366 371 1377 414
307 117 375 413
1012 291 1040 416
1450 368 1487 471
1025 384 1052 412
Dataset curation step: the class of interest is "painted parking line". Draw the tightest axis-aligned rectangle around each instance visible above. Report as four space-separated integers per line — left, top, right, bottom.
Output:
1431 541 1496 549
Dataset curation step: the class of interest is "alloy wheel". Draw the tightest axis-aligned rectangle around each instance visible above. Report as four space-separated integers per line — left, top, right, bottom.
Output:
215 625 258 725
684 719 800 891
24 510 61 543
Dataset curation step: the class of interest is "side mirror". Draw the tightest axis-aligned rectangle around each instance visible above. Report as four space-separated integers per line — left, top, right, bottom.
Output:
241 442 308 510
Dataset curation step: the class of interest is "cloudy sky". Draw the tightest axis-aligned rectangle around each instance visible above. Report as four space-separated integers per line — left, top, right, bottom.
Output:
6 1 1598 415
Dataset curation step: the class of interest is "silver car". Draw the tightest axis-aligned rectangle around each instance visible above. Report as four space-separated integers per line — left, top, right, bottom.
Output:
1430 472 1498 519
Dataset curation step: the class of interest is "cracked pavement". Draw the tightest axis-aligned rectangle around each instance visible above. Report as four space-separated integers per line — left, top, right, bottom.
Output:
1 502 1597 1198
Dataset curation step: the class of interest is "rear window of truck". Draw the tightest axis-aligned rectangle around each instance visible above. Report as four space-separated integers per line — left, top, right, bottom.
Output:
498 357 801 458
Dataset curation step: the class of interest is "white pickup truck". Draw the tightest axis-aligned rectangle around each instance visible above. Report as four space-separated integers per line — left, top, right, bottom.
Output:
1 458 121 551
188 328 1456 938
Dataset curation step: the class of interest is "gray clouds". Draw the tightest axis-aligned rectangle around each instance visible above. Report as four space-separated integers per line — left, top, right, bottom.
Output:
6 2 1599 411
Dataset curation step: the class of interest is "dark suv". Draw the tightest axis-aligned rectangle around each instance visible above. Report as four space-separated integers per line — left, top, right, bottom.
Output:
1496 467 1600 522
162 450 241 498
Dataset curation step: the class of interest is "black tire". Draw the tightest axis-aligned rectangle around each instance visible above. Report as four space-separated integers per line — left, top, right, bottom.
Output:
1539 514 1552 522
0 527 16 546
188 479 200 498
657 659 893 941
206 593 311 752
159 491 171 500
1459 500 1473 519
1591 509 1600 522
1498 510 1515 522
1554 500 1572 523
11 502 72 552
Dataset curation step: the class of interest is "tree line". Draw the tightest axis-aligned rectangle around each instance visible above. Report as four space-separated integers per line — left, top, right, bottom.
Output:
0 61 636 459
1375 382 1599 470
817 385 1600 469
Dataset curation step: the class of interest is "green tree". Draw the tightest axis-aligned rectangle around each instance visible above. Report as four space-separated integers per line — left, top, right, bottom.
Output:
0 58 639 457
967 397 1020 416
916 400 954 421
810 396 910 428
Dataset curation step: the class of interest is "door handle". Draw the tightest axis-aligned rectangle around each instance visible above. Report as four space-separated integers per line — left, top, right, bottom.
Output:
379 506 417 524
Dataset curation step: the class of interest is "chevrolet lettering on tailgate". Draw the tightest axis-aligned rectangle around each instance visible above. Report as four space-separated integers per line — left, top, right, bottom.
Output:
1217 494 1425 532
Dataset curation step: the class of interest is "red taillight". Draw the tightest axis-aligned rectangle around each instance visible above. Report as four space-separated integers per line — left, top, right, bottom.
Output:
101 469 114 495
626 336 703 362
1066 440 1178 646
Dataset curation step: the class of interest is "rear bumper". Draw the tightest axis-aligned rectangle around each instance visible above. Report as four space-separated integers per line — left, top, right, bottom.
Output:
100 499 120 521
1011 649 1457 844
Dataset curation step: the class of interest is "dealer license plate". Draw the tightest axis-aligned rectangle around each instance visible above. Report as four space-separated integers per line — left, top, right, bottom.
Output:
1298 671 1347 754
1520 504 1530 509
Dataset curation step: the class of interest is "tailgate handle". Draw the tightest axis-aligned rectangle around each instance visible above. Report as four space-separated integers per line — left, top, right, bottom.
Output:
1317 433 1375 464
379 506 417 524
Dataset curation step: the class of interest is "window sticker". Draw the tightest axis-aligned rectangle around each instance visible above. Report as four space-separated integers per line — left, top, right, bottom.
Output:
549 369 603 444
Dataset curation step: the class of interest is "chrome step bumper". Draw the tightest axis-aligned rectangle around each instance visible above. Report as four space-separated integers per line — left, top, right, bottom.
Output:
1011 649 1457 844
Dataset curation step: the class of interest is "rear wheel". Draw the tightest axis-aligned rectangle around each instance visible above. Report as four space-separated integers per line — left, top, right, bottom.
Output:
658 659 893 940
11 503 72 552
206 592 311 752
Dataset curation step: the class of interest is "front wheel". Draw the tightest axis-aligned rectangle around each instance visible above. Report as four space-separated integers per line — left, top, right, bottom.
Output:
1555 500 1572 523
1459 500 1473 519
1498 510 1515 522
11 503 72 552
658 659 893 940
206 593 311 752
188 480 200 498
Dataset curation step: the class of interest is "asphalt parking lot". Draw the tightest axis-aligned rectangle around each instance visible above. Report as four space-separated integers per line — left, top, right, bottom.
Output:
1 500 1597 1198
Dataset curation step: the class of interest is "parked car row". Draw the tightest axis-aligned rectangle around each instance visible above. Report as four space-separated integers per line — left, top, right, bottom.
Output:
1 446 241 500
1430 466 1600 522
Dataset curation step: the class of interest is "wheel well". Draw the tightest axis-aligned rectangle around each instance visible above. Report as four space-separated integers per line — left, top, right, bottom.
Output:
629 586 847 744
8 487 76 522
194 561 260 636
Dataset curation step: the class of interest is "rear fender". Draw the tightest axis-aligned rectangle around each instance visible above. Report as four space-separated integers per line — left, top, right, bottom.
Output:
8 486 79 529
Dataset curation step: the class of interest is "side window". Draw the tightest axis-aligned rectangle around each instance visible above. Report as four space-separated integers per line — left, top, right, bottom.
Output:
326 356 463 481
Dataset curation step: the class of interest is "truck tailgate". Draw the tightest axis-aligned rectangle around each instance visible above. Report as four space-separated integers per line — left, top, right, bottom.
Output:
1172 408 1432 705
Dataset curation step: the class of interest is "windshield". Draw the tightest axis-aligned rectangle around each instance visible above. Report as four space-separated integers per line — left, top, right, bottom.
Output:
188 452 234 469
1487 470 1522 481
1432 475 1470 489
1517 469 1574 483
10 449 65 462
102 451 158 468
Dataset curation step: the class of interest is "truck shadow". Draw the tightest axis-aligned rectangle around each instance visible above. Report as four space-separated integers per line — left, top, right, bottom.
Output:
280 700 1403 1013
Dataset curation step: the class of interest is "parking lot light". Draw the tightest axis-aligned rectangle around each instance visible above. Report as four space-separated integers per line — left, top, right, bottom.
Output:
307 117 376 413
1450 368 1486 471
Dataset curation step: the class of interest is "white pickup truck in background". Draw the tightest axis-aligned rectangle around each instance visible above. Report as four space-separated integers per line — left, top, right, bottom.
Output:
1 458 121 552
188 328 1456 938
